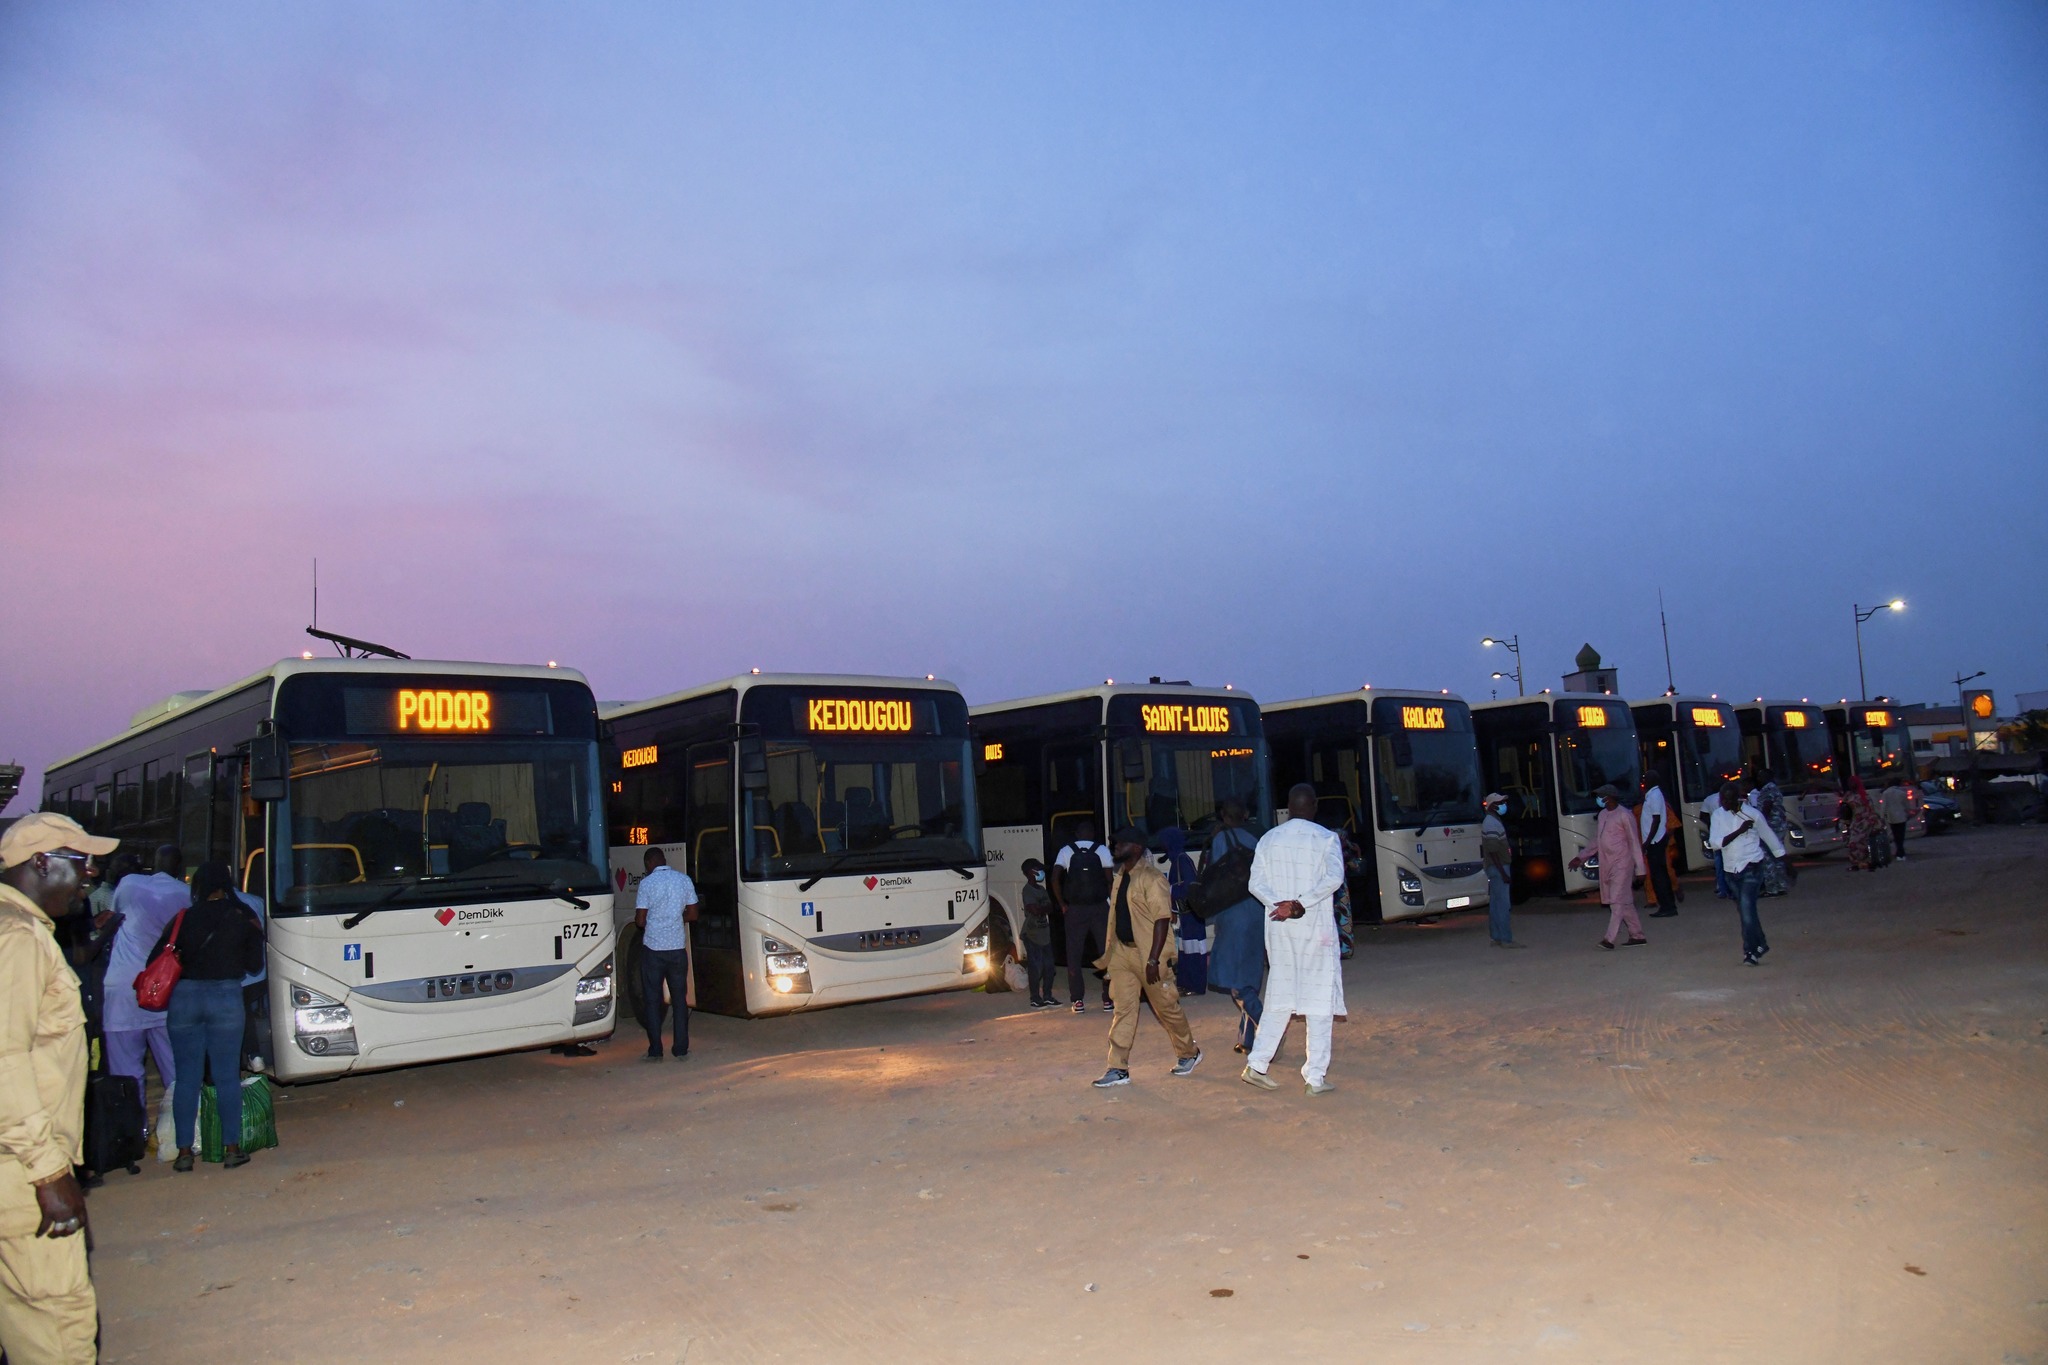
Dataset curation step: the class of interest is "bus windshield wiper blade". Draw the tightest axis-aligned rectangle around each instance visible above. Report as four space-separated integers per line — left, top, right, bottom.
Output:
798 849 867 893
437 873 592 911
340 877 446 930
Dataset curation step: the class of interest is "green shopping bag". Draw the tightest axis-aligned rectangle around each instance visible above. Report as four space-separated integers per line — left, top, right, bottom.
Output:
199 1075 280 1163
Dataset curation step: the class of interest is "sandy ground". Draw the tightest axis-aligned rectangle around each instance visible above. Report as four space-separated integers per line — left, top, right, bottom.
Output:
88 824 2047 1364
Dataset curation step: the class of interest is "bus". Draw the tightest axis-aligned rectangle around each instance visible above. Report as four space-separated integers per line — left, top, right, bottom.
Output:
1825 702 1925 835
1263 689 1488 923
41 659 618 1082
603 674 987 1019
1630 695 1744 872
971 685 1270 956
1473 694 1641 900
1733 700 1844 856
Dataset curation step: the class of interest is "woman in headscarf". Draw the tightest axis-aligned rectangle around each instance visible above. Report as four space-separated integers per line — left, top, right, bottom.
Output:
1161 827 1208 996
1842 776 1884 871
1756 779 1793 896
1570 784 1648 949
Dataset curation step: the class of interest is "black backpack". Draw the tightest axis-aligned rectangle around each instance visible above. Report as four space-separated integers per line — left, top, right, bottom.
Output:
1190 829 1256 920
1062 844 1110 904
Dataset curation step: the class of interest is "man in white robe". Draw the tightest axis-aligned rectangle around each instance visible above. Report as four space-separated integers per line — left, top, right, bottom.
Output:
1241 783 1347 1095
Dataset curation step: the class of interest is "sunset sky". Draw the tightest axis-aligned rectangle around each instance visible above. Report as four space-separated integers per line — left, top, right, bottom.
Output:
3 2 2044 803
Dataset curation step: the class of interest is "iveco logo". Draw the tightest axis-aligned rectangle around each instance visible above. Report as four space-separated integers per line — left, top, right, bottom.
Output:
426 972 517 999
857 928 923 949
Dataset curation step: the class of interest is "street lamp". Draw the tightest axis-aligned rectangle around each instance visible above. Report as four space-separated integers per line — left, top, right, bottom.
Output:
1852 598 1905 700
1481 634 1523 697
1954 669 1986 821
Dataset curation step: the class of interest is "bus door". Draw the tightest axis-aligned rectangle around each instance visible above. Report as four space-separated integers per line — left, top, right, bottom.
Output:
1480 713 1561 899
1041 738 1100 970
1309 737 1377 922
686 743 744 1016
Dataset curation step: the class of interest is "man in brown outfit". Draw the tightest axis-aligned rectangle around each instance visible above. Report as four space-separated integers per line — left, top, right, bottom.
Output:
1091 826 1201 1088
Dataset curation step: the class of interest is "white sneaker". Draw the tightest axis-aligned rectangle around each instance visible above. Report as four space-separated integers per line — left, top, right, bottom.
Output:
1304 1079 1336 1097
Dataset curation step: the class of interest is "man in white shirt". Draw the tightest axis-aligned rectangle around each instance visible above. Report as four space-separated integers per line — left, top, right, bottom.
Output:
1240 785 1347 1096
634 848 698 1060
1639 770 1678 918
105 845 187 1146
1708 780 1785 966
1698 789 1734 900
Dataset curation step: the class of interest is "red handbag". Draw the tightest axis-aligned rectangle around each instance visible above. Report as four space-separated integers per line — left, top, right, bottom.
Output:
133 911 186 1012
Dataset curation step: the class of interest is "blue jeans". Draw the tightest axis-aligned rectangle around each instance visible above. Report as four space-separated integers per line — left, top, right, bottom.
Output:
1733 863 1768 958
1230 984 1263 1051
1485 865 1513 942
1712 850 1732 899
638 946 690 1055
168 978 245 1152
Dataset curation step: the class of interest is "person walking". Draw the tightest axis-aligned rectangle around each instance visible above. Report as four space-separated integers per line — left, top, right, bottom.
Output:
1162 827 1208 995
634 847 698 1060
1203 801 1266 1054
1755 779 1794 897
1699 788 1734 899
1571 784 1647 950
156 860 264 1171
1880 778 1911 861
1053 819 1115 1015
1842 777 1883 871
1639 770 1678 918
1091 827 1201 1088
0 813 109 1364
1016 859 1059 1007
106 843 188 1157
1480 792 1522 947
1709 780 1786 965
1241 784 1347 1097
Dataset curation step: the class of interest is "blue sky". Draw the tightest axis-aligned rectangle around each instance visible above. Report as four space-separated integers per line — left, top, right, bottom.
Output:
2 2 2044 801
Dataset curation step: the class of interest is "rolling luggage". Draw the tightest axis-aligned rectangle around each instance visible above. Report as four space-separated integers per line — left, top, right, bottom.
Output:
85 1071 147 1176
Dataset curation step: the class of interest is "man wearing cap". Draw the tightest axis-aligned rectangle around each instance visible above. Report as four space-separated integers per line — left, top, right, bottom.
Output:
0 812 111 1363
1089 826 1200 1089
1480 793 1522 948
1571 784 1647 950
1242 784 1348 1096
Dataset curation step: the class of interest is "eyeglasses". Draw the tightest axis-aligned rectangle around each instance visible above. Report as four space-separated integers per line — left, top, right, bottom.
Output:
42 851 96 869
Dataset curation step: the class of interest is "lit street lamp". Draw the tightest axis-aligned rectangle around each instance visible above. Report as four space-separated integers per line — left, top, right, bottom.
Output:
1852 599 1905 700
1955 669 1987 821
1481 634 1523 697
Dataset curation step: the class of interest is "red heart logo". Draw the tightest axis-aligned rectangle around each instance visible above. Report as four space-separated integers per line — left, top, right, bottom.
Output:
864 876 879 890
435 908 456 926
615 868 628 891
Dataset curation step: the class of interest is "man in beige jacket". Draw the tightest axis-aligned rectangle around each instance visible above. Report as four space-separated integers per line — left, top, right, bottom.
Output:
0 812 112 1364
1090 826 1201 1089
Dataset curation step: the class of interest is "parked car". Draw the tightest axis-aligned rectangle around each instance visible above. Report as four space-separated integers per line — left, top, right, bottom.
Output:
1918 781 1961 833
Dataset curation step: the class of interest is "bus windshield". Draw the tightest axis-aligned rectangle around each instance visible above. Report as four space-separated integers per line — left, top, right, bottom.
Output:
1106 695 1270 842
276 739 607 913
1555 702 1640 815
1370 698 1482 829
740 735 980 880
1850 727 1911 783
1772 712 1836 789
1680 707 1744 802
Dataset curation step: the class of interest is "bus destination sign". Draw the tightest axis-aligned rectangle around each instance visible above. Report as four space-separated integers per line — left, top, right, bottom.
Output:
806 697 918 734
399 689 492 732
1782 710 1812 729
1575 705 1611 729
621 744 659 768
1139 703 1235 735
1859 709 1893 728
1690 707 1726 728
1400 705 1447 730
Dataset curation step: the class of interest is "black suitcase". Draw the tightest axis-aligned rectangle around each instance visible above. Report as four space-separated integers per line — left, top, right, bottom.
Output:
84 1072 147 1176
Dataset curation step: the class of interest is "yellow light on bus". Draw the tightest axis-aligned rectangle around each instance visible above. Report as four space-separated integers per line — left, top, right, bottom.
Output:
1863 709 1892 727
1141 704 1234 734
621 744 659 768
398 689 492 732
627 826 649 846
807 698 915 733
1690 707 1725 728
1782 711 1810 728
983 742 1004 762
1210 747 1254 759
1400 705 1447 730
1576 705 1609 728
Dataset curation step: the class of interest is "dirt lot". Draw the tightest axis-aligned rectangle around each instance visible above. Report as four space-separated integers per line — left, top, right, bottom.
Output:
91 825 2047 1364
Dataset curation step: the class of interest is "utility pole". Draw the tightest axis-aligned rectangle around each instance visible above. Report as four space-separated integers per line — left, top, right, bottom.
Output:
1853 598 1906 700
1481 634 1523 697
1658 588 1675 694
1954 669 1986 823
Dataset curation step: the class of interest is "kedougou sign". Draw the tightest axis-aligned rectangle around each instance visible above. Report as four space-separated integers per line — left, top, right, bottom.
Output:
806 697 917 734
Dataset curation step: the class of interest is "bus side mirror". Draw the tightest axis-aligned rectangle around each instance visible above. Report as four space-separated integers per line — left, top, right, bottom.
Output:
249 724 287 802
740 746 770 792
1119 741 1146 781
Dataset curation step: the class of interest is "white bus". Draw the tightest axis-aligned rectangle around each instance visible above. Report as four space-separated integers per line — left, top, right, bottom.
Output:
42 659 618 1082
603 674 987 1018
970 684 1271 956
1263 689 1489 923
1473 694 1642 899
1825 702 1925 835
1734 700 1845 856
1630 695 1746 872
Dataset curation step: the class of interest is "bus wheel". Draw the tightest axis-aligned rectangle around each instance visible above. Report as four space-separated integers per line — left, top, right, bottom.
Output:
617 925 644 1021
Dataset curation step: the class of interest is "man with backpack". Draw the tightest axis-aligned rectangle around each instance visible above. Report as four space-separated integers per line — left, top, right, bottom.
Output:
1052 818 1115 1014
1202 800 1266 1053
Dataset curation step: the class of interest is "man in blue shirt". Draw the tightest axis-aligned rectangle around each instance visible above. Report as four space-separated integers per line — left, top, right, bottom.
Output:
635 848 698 1060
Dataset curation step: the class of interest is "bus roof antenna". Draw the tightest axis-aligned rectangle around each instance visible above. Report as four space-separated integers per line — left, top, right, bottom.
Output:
306 625 411 660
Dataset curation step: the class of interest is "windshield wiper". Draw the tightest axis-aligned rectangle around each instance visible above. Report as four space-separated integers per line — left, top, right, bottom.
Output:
438 873 592 911
797 850 979 892
340 877 447 930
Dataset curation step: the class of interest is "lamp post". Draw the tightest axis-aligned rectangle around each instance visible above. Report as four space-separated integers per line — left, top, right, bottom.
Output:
1481 634 1523 697
1852 599 1905 700
1954 669 1986 821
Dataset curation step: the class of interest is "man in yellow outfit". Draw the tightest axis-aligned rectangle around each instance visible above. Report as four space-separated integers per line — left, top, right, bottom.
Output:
0 812 111 1364
1090 825 1201 1089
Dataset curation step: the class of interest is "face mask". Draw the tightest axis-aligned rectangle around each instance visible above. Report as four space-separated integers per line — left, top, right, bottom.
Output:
1030 870 1044 884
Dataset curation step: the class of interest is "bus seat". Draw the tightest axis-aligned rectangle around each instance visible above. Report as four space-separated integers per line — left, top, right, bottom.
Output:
843 788 884 846
778 802 823 856
449 801 504 867
818 798 846 852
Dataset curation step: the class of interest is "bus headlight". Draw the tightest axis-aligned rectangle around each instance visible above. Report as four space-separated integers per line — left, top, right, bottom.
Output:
291 984 358 1057
573 954 614 1025
764 941 812 995
1397 870 1424 907
1579 853 1600 879
1787 826 1806 848
963 927 989 975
